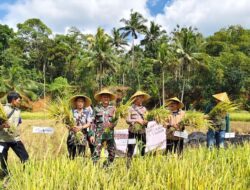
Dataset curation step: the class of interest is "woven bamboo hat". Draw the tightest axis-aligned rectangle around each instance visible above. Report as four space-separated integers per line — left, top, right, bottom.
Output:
94 89 116 102
129 90 150 102
212 92 230 103
165 97 184 109
70 95 92 108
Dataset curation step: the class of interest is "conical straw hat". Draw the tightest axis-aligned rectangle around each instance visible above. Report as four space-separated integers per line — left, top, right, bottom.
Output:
94 89 116 102
165 97 184 109
129 91 150 102
212 92 230 103
70 95 92 108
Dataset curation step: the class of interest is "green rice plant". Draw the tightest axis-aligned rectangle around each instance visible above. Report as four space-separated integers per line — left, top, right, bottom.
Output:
21 112 48 120
146 107 170 125
230 112 250 122
0 103 16 134
106 101 132 133
180 111 212 129
47 97 75 126
209 102 238 119
133 123 145 132
0 102 8 122
47 97 83 143
115 100 132 119
3 143 250 190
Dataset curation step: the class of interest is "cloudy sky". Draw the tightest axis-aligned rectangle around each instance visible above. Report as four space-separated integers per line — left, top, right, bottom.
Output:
0 0 249 36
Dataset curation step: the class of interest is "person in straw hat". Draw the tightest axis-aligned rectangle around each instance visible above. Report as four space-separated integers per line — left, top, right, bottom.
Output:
67 95 95 159
126 90 150 167
164 97 185 155
206 92 230 149
92 89 117 167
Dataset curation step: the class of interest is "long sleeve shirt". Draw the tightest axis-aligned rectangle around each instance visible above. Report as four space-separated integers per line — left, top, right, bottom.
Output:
165 110 185 140
126 104 147 134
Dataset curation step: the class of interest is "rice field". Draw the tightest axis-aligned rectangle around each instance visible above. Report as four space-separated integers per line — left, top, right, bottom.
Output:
0 113 249 189
21 111 250 122
230 112 250 122
2 144 250 190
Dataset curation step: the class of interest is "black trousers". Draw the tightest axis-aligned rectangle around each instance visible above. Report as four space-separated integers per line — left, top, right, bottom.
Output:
166 139 184 155
0 141 29 177
67 136 95 159
127 132 146 158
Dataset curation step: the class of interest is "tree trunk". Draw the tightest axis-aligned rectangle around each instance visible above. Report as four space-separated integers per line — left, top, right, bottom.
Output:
43 62 46 100
132 37 135 68
43 62 46 119
162 69 165 106
122 72 125 86
100 61 103 90
137 74 140 89
181 77 185 103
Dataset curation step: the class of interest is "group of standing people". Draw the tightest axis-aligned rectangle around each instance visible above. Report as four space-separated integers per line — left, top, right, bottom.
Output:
65 89 231 168
0 90 230 177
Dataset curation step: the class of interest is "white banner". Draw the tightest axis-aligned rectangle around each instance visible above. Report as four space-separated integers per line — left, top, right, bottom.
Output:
113 121 166 156
114 129 129 156
173 131 188 139
145 121 166 152
225 132 235 138
32 126 54 134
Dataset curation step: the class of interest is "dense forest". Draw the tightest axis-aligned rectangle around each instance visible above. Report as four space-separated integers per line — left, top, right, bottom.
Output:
0 11 249 110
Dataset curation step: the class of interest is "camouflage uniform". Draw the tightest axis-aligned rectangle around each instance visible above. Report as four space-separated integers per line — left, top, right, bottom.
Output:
67 108 94 159
92 104 117 164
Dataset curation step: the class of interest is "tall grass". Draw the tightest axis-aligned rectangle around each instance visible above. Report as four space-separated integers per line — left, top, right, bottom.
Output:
0 115 249 189
230 112 250 122
3 143 250 190
22 111 250 122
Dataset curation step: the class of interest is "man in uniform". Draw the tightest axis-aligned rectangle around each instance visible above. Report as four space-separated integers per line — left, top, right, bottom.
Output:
92 89 117 167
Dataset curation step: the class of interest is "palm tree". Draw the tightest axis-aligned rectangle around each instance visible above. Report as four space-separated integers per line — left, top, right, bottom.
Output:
119 10 147 67
172 26 203 102
141 21 166 45
151 42 175 106
111 27 128 50
0 64 42 108
86 27 118 89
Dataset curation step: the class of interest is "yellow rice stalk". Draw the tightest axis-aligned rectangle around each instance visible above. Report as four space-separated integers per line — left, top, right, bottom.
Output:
179 111 212 129
146 107 170 125
209 102 238 119
0 103 17 134
47 97 83 143
47 97 75 126
115 100 133 119
133 123 144 132
105 100 132 133
0 102 8 122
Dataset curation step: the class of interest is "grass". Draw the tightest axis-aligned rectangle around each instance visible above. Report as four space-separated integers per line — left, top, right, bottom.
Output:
22 111 250 122
21 112 49 120
0 115 249 189
230 112 250 122
2 144 250 190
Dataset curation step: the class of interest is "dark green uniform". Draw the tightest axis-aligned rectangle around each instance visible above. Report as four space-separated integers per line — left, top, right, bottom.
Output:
92 104 117 164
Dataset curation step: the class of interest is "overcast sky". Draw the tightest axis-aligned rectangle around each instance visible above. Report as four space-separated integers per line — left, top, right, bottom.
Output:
0 0 249 36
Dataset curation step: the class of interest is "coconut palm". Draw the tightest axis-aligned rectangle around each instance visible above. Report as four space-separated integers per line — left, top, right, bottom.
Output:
141 21 166 57
85 27 118 89
119 10 147 67
111 27 128 50
172 26 204 102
